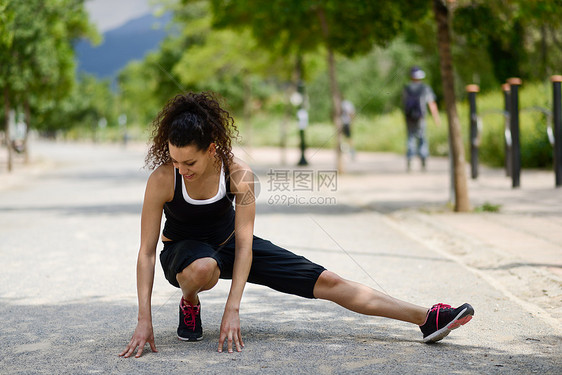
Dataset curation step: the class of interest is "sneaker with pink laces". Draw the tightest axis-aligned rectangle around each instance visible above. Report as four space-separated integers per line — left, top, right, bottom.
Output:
420 303 474 343
177 297 203 341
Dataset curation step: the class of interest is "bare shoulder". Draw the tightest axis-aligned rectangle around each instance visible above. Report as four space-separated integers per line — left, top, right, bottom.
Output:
228 157 254 193
149 163 174 183
146 163 174 202
229 157 252 174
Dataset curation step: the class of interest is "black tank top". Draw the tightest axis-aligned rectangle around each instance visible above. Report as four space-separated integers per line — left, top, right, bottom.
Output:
163 167 235 246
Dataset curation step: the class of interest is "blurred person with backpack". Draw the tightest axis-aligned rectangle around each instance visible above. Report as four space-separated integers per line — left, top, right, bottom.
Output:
402 66 441 171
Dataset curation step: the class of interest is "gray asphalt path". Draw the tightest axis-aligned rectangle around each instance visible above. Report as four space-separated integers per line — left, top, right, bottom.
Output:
0 140 560 374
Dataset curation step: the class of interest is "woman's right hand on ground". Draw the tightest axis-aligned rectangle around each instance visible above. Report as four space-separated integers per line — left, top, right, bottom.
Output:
119 320 158 358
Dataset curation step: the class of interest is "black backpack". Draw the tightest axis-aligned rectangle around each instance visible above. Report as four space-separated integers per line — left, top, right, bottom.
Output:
404 85 424 121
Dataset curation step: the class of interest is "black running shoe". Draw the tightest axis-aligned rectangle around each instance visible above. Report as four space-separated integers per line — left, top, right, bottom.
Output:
177 297 203 341
420 303 474 343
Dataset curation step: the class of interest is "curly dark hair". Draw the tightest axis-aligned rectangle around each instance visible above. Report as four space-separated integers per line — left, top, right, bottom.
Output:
145 92 238 170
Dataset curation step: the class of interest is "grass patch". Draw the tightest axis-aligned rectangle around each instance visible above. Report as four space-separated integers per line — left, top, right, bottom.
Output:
474 202 502 213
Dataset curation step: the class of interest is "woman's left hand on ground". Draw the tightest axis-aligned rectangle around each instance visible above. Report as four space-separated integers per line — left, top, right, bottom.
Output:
218 306 244 353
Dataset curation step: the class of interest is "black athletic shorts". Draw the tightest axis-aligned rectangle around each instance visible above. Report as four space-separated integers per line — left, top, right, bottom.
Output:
160 235 326 299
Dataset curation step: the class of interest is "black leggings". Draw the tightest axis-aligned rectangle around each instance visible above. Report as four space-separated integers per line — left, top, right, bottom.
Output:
160 235 326 299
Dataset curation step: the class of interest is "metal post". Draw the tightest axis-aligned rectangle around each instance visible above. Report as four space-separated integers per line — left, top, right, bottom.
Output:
508 77 522 188
466 84 480 179
448 132 455 206
502 83 512 177
298 128 308 166
552 75 562 187
296 80 308 166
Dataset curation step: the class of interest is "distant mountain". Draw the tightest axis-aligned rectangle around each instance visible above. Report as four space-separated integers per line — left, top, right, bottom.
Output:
74 12 172 81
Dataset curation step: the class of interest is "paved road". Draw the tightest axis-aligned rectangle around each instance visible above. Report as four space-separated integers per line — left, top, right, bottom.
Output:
0 140 560 374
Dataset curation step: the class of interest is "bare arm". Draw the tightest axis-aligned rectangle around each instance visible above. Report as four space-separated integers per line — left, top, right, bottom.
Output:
428 101 441 127
218 159 255 353
120 165 173 358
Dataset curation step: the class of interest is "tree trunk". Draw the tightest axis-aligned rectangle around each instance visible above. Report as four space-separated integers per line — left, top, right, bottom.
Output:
433 0 470 212
279 86 291 165
243 72 253 155
540 25 548 77
4 87 13 172
317 7 344 173
23 97 31 164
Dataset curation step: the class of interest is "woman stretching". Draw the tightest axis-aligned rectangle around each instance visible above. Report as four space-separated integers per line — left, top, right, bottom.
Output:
119 92 473 358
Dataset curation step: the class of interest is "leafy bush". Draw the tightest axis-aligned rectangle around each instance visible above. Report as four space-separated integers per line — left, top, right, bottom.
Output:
473 81 553 168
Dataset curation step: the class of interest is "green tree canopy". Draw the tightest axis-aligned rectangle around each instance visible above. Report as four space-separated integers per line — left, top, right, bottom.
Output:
206 0 427 57
451 0 562 84
199 0 428 171
0 0 96 169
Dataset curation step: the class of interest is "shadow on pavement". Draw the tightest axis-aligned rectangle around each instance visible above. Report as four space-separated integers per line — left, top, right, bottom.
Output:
2 291 560 375
273 243 454 264
0 203 143 216
256 201 447 216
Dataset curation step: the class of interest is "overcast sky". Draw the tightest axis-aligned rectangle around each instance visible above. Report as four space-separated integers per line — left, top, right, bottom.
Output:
85 0 154 32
